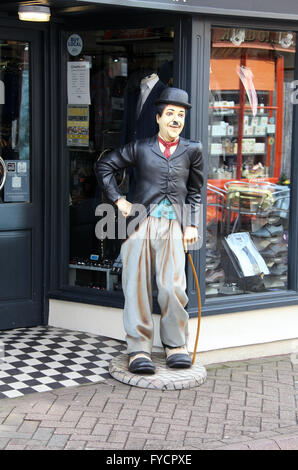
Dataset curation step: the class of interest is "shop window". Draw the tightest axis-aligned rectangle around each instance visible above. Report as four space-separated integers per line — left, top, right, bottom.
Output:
67 27 174 292
0 41 30 203
207 27 295 297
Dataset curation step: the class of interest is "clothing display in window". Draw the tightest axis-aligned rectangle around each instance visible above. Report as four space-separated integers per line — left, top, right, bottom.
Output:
121 73 166 144
121 72 166 202
91 70 113 149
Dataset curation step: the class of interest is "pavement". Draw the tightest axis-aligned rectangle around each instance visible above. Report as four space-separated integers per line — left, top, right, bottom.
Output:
0 352 297 451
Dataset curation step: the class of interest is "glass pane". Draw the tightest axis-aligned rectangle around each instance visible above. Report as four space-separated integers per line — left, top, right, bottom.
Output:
207 27 295 297
67 27 174 291
0 41 30 203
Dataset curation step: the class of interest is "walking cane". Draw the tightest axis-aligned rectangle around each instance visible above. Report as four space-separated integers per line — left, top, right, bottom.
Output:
186 251 202 365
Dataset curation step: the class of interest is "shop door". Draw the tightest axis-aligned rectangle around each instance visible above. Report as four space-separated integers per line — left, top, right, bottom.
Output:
0 29 43 330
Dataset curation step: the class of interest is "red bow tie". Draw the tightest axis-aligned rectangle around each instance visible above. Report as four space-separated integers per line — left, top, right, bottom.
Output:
158 136 179 158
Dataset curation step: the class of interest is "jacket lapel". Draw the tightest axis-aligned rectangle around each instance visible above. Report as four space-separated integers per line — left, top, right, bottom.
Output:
150 136 167 160
170 138 190 159
137 80 164 121
150 136 190 161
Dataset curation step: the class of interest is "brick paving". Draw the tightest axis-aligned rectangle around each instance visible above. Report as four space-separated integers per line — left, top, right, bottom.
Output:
0 353 297 450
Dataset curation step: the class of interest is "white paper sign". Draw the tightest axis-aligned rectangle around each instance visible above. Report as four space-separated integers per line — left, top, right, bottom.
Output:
225 232 270 277
12 176 22 188
67 61 90 105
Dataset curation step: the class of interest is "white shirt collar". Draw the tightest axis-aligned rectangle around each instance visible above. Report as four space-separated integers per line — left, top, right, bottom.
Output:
140 74 159 92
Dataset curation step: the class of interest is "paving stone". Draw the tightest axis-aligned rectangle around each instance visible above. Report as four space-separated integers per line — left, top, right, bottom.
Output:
134 416 154 428
0 431 33 439
247 439 280 450
183 437 204 447
5 444 27 450
125 439 146 449
65 440 86 450
107 430 129 443
39 420 78 428
274 434 298 450
32 427 54 441
47 434 70 449
118 409 138 421
76 416 97 429
0 437 10 449
92 423 113 436
6 438 30 446
3 413 26 427
61 410 83 423
24 413 59 421
215 443 250 450
274 426 298 435
53 427 81 435
17 420 40 435
69 433 106 442
0 424 18 433
86 441 126 449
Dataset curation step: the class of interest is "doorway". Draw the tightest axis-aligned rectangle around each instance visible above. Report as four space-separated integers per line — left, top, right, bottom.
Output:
0 28 44 329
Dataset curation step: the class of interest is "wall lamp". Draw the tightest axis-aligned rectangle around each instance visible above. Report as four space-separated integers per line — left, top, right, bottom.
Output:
18 5 51 22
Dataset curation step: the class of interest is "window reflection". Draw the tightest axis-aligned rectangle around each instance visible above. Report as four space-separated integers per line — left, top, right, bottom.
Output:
0 41 30 203
207 28 294 297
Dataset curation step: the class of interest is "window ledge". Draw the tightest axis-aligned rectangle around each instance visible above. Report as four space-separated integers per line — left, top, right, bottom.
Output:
48 287 298 318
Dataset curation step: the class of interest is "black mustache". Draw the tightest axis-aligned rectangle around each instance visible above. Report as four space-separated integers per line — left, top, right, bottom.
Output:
170 121 181 127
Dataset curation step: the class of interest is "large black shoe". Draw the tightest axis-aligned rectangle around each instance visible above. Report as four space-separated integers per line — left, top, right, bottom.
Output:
165 346 192 369
128 353 155 375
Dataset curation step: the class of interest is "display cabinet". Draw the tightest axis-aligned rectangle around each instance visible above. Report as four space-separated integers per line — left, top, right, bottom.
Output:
208 56 284 182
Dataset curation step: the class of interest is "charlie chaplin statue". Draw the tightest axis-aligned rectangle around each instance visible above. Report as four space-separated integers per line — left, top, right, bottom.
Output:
95 88 204 374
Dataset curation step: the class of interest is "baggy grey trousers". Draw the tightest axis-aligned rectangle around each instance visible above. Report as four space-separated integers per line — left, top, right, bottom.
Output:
120 216 189 355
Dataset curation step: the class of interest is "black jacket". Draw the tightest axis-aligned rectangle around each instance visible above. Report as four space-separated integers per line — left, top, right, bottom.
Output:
94 135 204 234
121 80 166 144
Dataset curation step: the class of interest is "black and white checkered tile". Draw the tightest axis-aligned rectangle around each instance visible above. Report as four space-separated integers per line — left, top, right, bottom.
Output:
0 326 126 399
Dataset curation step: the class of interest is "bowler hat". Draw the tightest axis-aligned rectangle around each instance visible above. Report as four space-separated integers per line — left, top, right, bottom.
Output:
155 87 192 109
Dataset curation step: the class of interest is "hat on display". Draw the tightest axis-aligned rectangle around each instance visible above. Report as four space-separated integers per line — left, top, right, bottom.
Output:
155 87 192 109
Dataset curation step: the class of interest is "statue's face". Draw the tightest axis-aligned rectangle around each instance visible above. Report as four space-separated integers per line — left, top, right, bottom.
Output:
156 104 186 142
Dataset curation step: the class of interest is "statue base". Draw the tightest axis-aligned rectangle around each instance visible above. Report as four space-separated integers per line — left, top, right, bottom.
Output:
109 353 207 390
